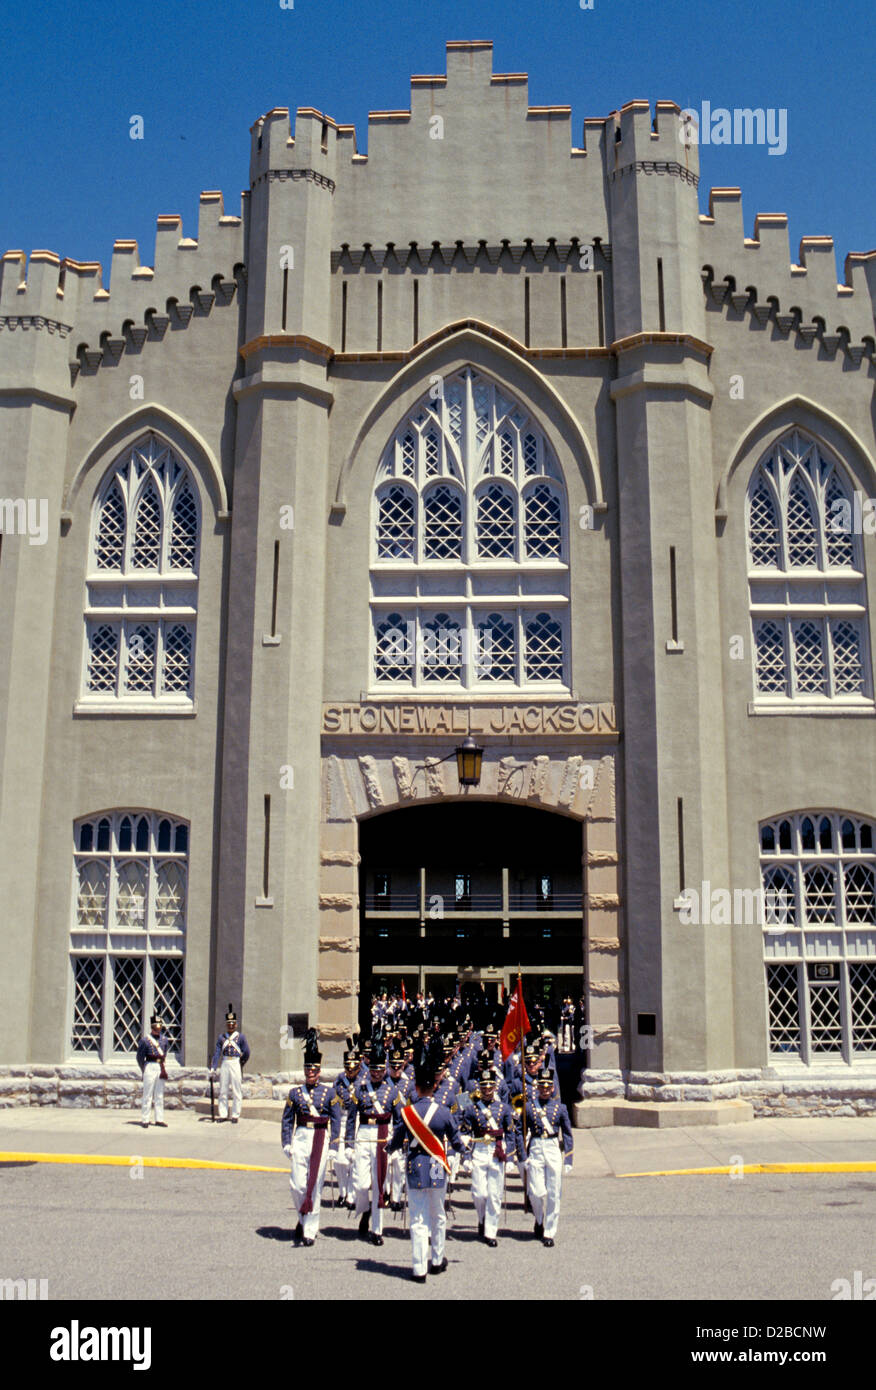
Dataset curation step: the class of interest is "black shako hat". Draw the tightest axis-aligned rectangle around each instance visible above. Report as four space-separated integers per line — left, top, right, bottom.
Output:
225 1002 237 1027
414 1034 444 1091
302 1028 322 1066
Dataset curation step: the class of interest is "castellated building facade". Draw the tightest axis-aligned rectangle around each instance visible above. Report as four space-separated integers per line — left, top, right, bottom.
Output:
1 40 875 1116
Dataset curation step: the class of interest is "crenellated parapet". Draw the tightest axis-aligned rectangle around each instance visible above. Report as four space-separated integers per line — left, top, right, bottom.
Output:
0 191 246 384
700 187 876 362
608 98 700 187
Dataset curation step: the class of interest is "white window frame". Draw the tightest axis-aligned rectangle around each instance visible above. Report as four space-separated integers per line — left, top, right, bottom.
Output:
761 811 876 1065
77 434 200 713
370 368 571 694
747 430 873 711
68 810 188 1062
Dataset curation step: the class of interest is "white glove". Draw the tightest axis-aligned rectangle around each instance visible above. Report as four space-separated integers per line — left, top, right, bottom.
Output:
564 1156 573 1171
283 1144 292 1158
345 1147 355 1166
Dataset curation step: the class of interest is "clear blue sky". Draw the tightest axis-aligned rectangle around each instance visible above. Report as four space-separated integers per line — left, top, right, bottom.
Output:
2 0 874 285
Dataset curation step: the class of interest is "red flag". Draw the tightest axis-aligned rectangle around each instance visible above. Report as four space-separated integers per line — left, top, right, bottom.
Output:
401 979 406 1003
499 978 531 1060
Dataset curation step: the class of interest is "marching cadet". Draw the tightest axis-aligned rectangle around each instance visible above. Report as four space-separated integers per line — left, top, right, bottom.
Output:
331 1040 361 1209
281 1030 340 1246
210 1003 251 1124
346 1035 399 1246
524 1065 574 1247
559 997 575 1053
461 1065 516 1247
137 1013 170 1128
389 1035 467 1283
386 1043 413 1211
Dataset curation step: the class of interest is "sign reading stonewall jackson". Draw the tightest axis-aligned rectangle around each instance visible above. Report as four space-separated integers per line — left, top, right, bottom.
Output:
322 702 618 737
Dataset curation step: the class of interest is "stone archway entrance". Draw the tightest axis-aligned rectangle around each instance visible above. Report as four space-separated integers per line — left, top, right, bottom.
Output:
358 800 585 1030
315 699 624 1072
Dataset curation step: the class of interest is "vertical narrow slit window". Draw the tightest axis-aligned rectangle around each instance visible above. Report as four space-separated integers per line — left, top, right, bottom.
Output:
281 267 288 331
320 120 328 152
560 278 568 348
657 258 666 332
677 797 685 892
524 277 531 347
596 273 605 347
412 278 419 344
271 540 280 637
669 545 678 642
341 280 347 352
376 280 383 351
263 795 271 899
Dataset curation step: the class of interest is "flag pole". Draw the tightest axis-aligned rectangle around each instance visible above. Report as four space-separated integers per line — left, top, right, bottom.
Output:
518 967 527 1218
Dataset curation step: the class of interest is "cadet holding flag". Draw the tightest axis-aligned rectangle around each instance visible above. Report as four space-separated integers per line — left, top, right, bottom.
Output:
389 1035 467 1283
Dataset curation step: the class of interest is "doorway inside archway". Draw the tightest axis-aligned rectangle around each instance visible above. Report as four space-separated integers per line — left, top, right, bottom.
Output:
359 801 584 1036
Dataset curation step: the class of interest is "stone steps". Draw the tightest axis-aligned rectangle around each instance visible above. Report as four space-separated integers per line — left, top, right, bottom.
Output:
573 1098 755 1128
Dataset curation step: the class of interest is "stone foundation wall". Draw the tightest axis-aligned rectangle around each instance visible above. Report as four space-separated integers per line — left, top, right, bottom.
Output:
0 1066 305 1110
580 1068 876 1117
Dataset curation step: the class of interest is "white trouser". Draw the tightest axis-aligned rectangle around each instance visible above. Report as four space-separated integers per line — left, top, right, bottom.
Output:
526 1137 564 1240
334 1134 353 1202
560 1023 573 1052
289 1126 330 1240
353 1128 387 1234
408 1186 446 1276
218 1057 242 1119
388 1148 406 1204
141 1063 165 1123
471 1143 505 1237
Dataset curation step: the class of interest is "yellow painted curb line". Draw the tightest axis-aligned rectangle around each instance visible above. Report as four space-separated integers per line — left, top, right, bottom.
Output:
618 1161 876 1177
0 1151 287 1174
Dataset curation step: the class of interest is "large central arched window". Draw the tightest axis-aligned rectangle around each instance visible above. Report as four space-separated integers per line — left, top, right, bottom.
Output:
371 368 569 690
746 430 871 705
79 433 199 710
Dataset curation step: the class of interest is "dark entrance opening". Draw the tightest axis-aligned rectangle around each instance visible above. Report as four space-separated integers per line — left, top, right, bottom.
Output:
358 801 584 1052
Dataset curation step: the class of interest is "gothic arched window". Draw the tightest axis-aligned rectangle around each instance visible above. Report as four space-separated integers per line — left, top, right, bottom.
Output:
746 430 870 703
82 434 200 707
371 369 569 690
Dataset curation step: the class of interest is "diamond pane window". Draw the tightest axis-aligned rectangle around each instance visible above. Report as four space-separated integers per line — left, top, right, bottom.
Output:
830 621 864 694
791 621 826 694
849 964 876 1051
747 430 869 702
163 625 193 695
376 486 416 560
71 957 104 1053
155 861 187 930
169 482 198 570
803 864 835 924
748 478 780 567
808 972 843 1053
476 484 516 559
766 963 801 1054
844 864 876 924
85 434 200 705
87 625 119 693
421 613 463 684
754 621 787 694
153 958 184 1053
763 864 796 927
423 485 463 560
525 613 564 682
95 484 126 570
125 624 157 694
375 613 414 683
476 613 516 682
524 484 563 558
112 957 144 1054
371 368 569 687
